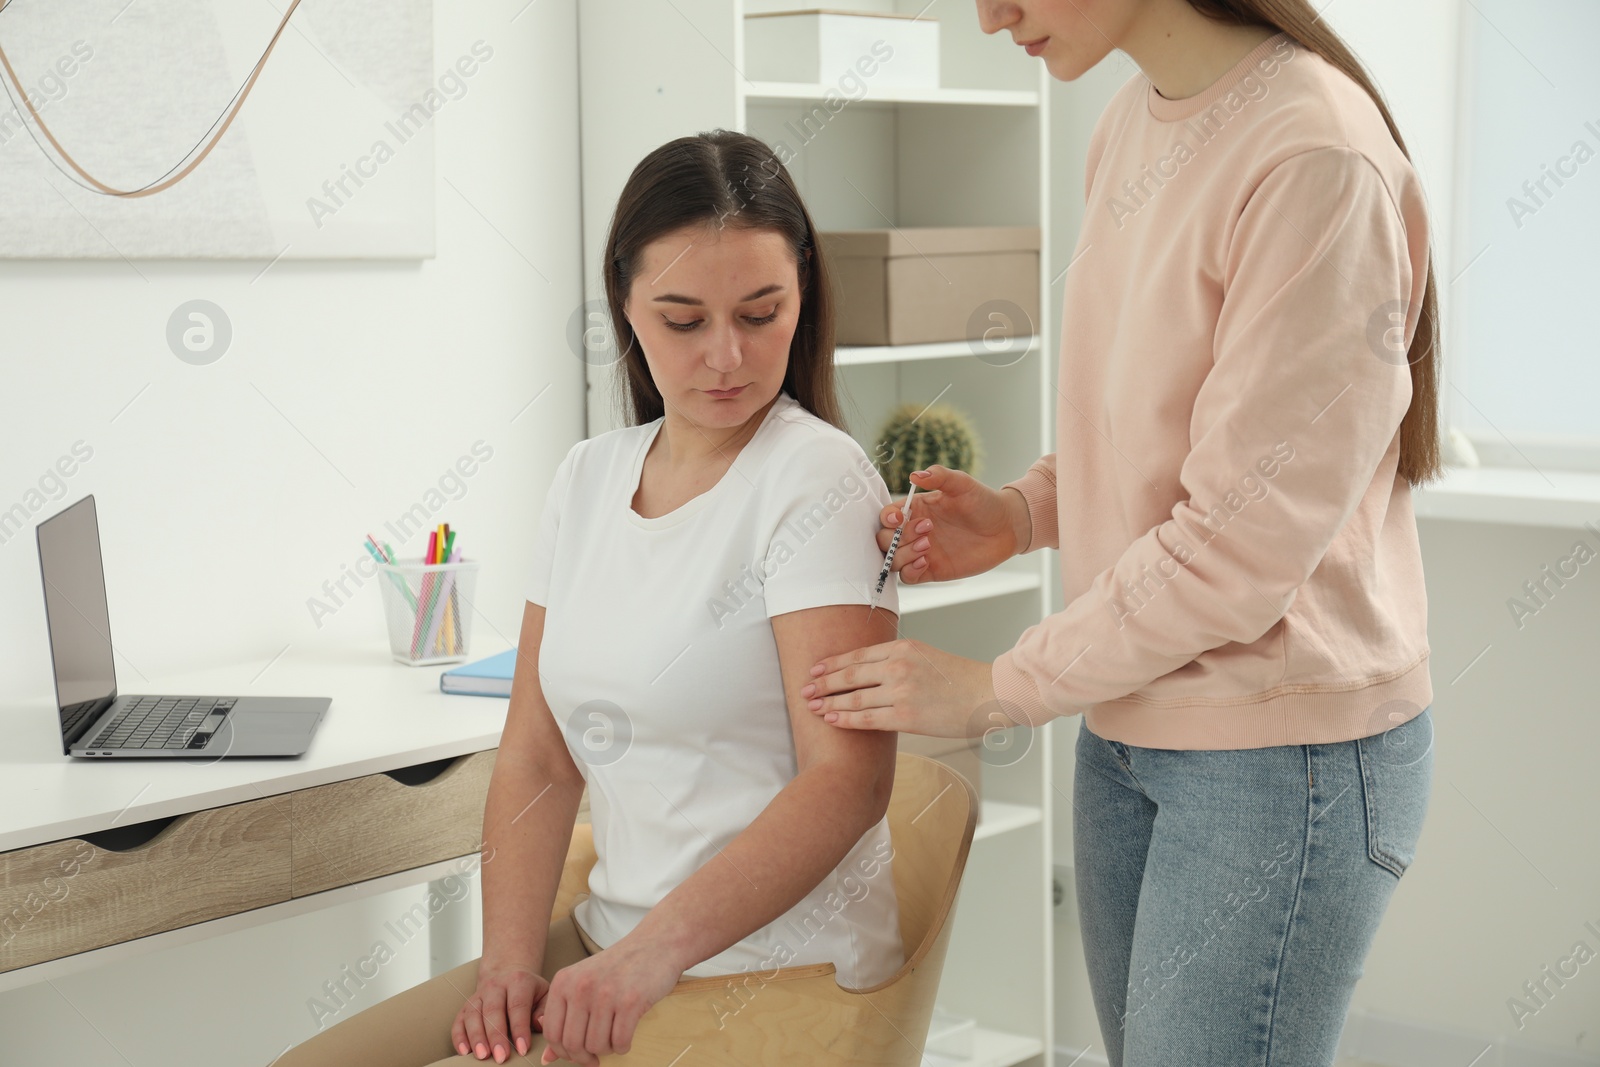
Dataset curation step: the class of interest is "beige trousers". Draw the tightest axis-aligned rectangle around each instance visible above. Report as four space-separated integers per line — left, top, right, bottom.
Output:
274 914 593 1067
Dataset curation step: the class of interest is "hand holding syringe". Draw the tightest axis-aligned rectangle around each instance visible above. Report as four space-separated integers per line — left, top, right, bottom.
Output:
869 482 918 614
866 466 1038 607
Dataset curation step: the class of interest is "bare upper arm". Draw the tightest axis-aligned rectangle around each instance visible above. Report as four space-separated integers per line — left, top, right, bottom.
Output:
768 603 899 813
503 600 583 786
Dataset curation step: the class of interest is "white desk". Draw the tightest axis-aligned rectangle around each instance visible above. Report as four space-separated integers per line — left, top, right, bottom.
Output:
0 641 515 994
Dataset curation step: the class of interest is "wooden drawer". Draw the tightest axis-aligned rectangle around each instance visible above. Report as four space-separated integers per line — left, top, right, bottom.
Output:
0 797 290 972
289 748 497 896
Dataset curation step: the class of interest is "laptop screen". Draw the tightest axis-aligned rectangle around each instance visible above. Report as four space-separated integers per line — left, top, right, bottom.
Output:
36 495 117 721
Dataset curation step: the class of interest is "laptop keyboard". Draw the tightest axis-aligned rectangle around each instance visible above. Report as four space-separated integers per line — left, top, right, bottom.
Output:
92 696 235 750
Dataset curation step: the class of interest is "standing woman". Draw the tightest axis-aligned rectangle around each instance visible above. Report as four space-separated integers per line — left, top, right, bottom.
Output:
802 0 1439 1063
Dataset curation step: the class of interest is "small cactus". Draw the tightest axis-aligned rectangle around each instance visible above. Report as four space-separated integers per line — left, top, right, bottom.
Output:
873 402 982 495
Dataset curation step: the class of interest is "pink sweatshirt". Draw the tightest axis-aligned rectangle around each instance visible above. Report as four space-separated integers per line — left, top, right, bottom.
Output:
990 31 1434 749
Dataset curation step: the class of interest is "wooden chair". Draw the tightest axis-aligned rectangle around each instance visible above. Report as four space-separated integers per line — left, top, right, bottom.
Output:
547 752 979 1065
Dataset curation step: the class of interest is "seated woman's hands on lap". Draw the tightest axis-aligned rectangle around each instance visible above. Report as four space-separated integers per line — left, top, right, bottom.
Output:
534 936 682 1065
452 957 548 1063
451 927 680 1066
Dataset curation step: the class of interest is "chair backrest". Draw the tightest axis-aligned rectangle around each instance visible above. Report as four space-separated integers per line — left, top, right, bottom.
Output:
876 751 979 988
554 752 980 979
552 820 596 922
551 752 980 1065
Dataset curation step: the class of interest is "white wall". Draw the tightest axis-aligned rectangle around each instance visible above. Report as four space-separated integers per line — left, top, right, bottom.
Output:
1052 2 1598 1062
0 0 584 1059
1350 517 1600 1061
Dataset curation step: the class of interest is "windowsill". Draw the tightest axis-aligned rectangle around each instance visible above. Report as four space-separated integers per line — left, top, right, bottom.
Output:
1413 464 1600 530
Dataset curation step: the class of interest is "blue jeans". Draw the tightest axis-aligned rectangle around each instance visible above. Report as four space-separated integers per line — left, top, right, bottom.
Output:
1072 707 1433 1066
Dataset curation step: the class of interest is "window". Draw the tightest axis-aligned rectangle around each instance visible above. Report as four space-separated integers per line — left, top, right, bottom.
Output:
1452 0 1600 472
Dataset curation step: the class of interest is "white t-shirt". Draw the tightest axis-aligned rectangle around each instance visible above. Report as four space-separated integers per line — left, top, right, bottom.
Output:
525 389 904 986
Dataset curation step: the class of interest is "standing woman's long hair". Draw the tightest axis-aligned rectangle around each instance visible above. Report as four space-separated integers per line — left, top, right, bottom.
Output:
601 130 845 433
1189 0 1444 486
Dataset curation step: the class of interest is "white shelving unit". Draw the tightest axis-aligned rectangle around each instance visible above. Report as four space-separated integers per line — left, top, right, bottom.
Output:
838 334 1040 366
973 799 1045 842
900 567 1044 616
929 1029 1047 1067
747 81 1040 107
577 3 1056 1063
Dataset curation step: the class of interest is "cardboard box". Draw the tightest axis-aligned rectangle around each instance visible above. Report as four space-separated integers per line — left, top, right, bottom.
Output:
898 734 982 825
744 9 939 89
820 226 1041 346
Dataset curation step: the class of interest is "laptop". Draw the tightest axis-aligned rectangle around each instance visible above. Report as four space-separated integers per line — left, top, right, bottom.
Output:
36 495 329 758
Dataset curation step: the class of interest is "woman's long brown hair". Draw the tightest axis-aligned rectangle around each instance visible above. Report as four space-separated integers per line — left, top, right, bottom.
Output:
1190 0 1444 486
601 129 844 432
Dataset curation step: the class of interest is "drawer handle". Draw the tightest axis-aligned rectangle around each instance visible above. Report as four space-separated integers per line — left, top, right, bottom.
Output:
383 755 462 786
79 813 183 852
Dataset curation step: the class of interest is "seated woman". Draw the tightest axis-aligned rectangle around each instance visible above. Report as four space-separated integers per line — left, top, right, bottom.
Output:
277 129 906 1067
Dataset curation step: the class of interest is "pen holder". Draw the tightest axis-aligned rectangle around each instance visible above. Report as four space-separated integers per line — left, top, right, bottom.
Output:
377 558 480 666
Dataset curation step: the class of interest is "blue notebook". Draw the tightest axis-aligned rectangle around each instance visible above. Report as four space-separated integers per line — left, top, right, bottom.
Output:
439 647 516 697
